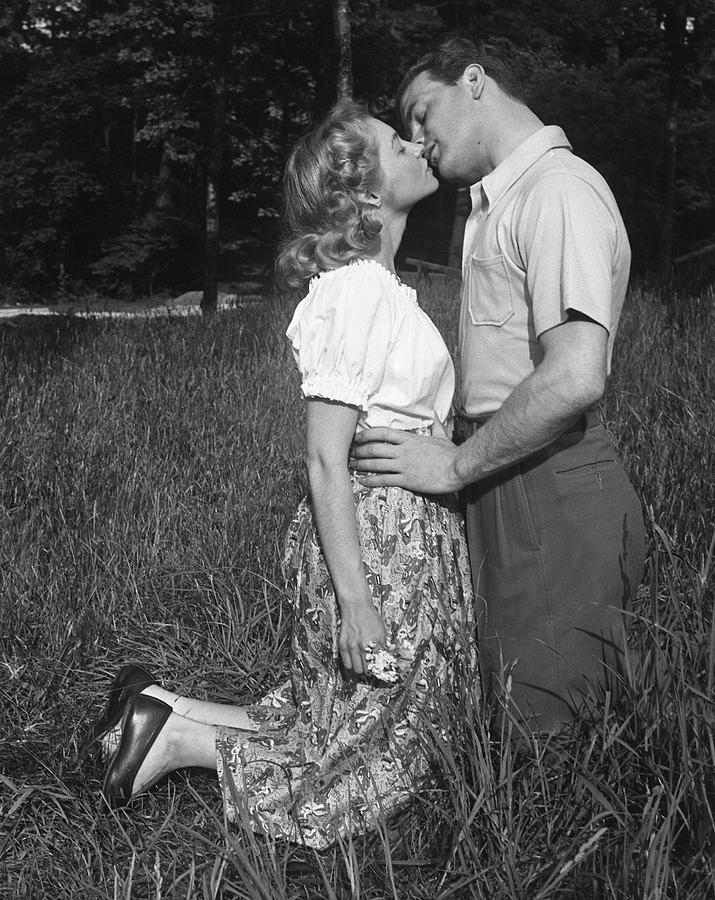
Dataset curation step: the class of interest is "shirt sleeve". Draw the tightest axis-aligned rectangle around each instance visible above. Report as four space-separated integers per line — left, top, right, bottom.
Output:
516 173 617 337
286 266 395 410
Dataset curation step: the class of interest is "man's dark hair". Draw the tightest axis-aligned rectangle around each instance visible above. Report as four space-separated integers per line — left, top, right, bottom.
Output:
396 37 525 122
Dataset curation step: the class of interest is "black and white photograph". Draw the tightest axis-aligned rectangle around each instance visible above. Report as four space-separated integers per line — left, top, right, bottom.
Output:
1 1 713 897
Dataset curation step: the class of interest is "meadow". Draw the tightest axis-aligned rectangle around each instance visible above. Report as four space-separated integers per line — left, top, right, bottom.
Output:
0 277 713 899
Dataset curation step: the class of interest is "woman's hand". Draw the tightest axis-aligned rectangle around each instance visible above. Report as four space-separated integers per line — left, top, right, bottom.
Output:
338 594 386 676
303 399 387 678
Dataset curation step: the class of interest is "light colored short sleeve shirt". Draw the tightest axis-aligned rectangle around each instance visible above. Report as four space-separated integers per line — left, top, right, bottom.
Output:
286 258 454 431
458 126 631 418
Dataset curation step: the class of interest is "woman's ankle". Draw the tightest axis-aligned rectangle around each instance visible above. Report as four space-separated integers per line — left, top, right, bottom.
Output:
141 684 179 706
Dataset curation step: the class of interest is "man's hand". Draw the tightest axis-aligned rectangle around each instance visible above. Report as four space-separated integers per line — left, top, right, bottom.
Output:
350 425 464 494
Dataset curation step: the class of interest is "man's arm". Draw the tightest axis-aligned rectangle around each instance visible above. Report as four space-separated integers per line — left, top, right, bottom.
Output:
351 315 608 493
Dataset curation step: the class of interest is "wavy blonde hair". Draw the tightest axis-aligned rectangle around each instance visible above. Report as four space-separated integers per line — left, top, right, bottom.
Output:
275 100 383 289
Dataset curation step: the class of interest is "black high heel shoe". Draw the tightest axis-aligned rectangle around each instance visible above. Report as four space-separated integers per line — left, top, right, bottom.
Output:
102 694 173 807
80 663 158 761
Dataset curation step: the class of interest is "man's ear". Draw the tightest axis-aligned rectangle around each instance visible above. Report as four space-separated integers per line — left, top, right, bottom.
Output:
464 63 486 100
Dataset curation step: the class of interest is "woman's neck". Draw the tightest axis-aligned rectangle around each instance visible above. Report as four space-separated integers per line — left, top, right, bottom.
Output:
372 211 407 274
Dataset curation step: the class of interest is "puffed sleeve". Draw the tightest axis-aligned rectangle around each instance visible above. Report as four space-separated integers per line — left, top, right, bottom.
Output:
516 173 618 338
285 264 396 410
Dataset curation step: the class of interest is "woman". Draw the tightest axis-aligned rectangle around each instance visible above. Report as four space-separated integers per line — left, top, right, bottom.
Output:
92 100 476 850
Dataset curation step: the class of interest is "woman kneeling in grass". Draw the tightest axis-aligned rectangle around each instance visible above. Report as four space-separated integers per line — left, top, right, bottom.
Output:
89 99 477 850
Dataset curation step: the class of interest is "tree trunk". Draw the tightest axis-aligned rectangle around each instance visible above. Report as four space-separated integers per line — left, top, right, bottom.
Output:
334 0 353 101
202 0 230 313
131 110 138 187
202 73 226 312
155 142 172 211
659 0 688 284
311 0 337 117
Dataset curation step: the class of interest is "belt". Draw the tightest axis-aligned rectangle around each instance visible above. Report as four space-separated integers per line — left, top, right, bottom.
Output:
454 406 602 442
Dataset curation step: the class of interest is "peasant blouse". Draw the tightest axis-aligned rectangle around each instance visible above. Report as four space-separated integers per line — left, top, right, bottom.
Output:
285 258 454 432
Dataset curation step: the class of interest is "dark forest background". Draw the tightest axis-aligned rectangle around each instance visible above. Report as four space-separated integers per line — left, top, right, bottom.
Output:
1 0 713 303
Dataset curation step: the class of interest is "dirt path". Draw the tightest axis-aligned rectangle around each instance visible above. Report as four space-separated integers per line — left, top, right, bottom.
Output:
0 291 264 321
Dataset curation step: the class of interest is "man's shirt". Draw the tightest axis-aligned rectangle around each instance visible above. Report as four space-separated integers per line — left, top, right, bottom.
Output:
458 125 631 418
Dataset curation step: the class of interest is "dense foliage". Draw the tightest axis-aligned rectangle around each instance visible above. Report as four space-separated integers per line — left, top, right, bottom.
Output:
0 0 713 300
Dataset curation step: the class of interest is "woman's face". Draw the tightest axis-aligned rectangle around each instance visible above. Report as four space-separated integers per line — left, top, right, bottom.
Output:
367 116 438 215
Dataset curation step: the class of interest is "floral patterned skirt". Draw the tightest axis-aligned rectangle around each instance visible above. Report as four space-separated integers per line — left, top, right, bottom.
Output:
215 476 477 849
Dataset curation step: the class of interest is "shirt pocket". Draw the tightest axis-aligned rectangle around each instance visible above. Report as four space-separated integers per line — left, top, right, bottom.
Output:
467 254 515 327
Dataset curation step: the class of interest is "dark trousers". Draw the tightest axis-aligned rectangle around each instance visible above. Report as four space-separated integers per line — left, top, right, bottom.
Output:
460 414 646 735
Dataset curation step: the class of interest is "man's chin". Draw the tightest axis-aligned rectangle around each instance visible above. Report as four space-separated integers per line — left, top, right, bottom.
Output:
430 160 459 184
431 155 477 185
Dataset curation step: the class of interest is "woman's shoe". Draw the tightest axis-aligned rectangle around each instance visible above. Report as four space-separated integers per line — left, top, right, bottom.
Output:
80 663 158 760
102 694 173 807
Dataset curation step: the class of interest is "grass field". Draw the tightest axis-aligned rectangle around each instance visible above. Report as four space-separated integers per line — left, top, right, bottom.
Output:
0 278 713 898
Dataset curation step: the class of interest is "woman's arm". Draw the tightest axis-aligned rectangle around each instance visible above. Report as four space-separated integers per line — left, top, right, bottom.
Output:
305 398 386 676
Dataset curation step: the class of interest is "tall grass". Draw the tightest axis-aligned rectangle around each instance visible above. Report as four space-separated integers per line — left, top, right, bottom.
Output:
0 281 713 898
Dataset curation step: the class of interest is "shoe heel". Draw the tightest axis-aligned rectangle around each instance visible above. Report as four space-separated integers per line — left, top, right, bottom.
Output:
101 695 172 806
79 664 157 762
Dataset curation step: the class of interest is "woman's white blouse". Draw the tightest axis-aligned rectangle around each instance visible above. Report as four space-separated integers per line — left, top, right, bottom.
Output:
285 258 454 432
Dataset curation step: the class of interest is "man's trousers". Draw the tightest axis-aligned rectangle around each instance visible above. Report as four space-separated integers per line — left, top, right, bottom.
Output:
461 413 646 735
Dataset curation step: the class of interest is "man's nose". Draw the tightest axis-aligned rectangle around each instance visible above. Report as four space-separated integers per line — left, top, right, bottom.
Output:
408 124 424 143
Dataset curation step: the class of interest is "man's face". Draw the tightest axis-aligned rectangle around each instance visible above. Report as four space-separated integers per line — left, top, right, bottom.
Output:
400 71 484 185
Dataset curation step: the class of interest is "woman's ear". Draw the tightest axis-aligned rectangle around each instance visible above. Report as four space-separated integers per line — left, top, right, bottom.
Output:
361 191 382 208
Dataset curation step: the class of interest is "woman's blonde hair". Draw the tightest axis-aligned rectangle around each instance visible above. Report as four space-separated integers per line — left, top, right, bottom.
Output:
275 100 383 289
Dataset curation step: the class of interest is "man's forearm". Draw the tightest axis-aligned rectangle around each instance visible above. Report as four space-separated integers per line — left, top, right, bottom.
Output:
453 364 599 487
351 318 608 495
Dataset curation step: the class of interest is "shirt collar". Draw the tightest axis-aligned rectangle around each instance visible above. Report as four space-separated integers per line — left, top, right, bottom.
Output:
470 126 572 213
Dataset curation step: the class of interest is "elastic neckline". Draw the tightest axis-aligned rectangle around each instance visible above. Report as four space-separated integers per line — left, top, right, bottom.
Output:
309 257 417 302
348 258 417 300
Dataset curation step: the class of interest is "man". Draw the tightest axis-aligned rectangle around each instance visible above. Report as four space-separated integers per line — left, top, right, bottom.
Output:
351 38 646 736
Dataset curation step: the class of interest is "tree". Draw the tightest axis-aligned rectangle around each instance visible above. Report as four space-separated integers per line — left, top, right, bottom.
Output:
0 2 113 293
202 0 232 313
659 1 698 278
334 0 353 100
1 0 713 299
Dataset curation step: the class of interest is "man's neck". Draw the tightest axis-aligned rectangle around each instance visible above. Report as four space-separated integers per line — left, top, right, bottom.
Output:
481 101 545 178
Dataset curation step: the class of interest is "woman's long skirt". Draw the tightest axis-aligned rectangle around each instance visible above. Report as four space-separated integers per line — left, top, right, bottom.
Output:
216 478 477 849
